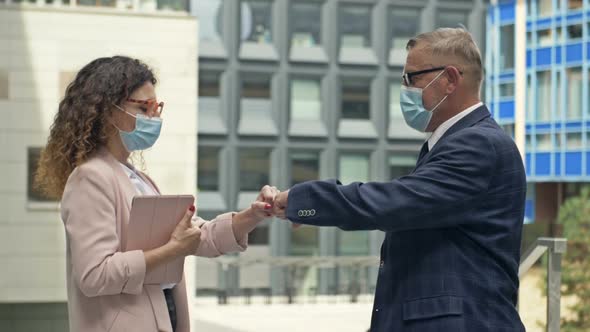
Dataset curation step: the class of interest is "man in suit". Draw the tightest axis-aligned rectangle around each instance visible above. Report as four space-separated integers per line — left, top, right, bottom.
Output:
273 28 526 331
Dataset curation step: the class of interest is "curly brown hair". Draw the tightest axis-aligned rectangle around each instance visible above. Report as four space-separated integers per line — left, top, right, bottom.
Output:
35 56 157 199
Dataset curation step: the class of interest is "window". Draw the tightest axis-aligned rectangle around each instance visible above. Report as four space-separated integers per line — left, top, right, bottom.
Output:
501 124 515 138
556 72 563 119
28 148 57 202
157 0 189 11
239 75 275 135
289 151 320 256
536 133 552 150
389 154 417 179
198 147 220 191
500 25 515 70
389 82 403 120
526 76 534 121
567 24 582 40
290 151 320 187
0 70 7 99
291 2 321 48
342 80 370 120
538 0 552 16
194 0 223 43
339 5 371 48
436 11 468 29
249 226 269 245
526 135 533 149
568 0 583 10
390 8 420 51
537 29 553 47
567 133 582 149
241 0 272 44
239 148 271 191
199 71 220 98
536 71 551 122
338 153 370 256
339 153 369 186
242 76 271 99
500 82 515 98
291 79 321 121
567 68 582 120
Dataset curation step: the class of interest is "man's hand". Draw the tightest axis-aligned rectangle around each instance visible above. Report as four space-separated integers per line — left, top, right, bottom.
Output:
273 190 301 229
273 190 289 219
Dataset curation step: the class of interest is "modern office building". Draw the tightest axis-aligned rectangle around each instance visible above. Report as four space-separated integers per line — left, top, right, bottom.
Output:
193 0 489 297
0 2 197 329
486 0 589 237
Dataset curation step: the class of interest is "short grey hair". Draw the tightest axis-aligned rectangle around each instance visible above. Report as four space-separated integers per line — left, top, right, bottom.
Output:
406 28 483 90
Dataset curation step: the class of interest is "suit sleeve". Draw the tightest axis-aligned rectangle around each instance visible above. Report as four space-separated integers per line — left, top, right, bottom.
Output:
285 130 497 232
61 167 146 297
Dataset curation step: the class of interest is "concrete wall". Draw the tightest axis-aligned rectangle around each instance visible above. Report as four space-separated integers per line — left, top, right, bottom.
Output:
0 4 197 329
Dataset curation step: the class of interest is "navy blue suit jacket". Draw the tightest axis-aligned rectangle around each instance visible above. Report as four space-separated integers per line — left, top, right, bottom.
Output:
286 106 526 332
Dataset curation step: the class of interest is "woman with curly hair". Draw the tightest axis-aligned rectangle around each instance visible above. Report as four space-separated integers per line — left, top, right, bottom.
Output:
35 56 277 332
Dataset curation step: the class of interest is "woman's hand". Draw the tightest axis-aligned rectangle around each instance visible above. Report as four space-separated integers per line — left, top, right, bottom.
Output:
167 205 202 257
250 185 280 220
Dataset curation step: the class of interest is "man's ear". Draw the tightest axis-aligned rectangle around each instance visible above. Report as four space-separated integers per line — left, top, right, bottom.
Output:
444 66 462 94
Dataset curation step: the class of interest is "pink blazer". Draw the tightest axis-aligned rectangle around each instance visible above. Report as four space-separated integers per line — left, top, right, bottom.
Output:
61 148 247 332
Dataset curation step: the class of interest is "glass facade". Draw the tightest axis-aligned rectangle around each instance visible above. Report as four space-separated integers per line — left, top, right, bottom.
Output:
198 0 487 295
487 0 590 224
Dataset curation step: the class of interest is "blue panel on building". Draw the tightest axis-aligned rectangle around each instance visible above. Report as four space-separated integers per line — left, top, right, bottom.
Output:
565 122 583 130
536 48 551 66
587 42 590 60
555 123 563 129
499 72 515 80
525 124 532 131
555 152 562 176
587 152 590 175
535 153 551 176
499 101 514 119
526 50 532 67
566 43 583 63
565 152 582 176
526 21 532 29
567 12 584 22
556 46 562 64
555 16 562 24
536 18 552 28
500 4 515 22
526 153 532 176
535 124 551 131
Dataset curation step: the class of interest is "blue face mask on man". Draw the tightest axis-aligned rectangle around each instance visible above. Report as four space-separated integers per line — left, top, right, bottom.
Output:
113 104 162 151
400 70 449 132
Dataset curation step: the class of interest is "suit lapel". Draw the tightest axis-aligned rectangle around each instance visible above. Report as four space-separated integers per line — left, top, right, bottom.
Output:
413 105 491 170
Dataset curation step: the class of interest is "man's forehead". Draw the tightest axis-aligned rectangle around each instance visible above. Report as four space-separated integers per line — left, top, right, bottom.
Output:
404 47 445 72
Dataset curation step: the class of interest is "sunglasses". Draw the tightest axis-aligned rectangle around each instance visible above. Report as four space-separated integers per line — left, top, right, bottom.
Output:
126 98 164 116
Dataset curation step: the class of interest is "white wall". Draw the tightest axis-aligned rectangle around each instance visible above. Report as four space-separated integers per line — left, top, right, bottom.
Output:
0 5 198 307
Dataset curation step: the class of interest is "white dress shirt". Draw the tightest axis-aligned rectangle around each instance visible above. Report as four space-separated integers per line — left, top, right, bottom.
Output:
119 162 176 290
427 102 484 151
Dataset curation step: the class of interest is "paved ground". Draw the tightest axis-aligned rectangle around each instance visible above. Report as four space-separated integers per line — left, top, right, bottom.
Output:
191 267 575 332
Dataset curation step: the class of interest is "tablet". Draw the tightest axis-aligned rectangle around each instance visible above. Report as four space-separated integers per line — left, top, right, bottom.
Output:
125 195 195 285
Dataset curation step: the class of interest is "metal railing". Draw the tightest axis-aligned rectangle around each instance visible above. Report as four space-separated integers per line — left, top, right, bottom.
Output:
519 237 567 332
210 237 567 331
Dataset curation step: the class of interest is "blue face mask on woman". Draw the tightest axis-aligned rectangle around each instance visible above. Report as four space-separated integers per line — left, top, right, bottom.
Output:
400 70 448 132
113 104 162 151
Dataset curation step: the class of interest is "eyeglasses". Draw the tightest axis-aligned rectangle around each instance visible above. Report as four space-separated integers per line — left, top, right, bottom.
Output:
402 67 446 87
126 98 164 116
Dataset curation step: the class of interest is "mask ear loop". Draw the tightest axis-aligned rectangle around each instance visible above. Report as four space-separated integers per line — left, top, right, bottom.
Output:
110 103 136 132
423 69 450 112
